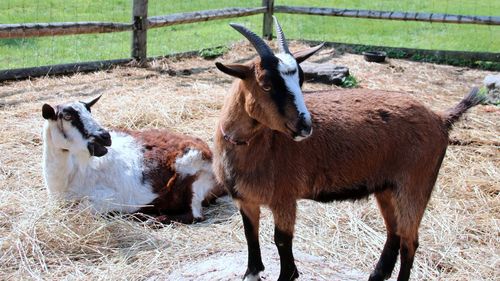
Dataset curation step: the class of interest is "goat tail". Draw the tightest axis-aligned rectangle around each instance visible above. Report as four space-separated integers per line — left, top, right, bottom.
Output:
442 87 484 131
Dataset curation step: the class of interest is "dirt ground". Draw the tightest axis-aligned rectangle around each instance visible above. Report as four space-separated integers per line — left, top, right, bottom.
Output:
0 42 498 280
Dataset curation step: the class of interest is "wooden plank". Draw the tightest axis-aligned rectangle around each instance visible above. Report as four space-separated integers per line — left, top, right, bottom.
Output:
132 0 148 65
148 7 267 28
0 59 132 81
262 0 275 40
274 6 500 25
300 62 349 85
0 22 133 39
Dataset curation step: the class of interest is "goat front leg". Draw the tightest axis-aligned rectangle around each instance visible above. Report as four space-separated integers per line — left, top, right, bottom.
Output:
239 201 265 281
271 200 299 281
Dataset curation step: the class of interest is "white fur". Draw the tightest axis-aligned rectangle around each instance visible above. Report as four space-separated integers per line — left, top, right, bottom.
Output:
175 149 216 219
43 122 157 214
293 127 313 142
275 52 312 127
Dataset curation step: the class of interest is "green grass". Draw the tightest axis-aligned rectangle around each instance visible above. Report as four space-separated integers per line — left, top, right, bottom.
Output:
341 75 359 88
0 0 499 70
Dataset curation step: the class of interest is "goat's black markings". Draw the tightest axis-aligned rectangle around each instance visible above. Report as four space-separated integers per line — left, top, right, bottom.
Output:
261 57 297 116
63 107 88 138
369 234 401 281
282 69 297 76
298 66 304 87
241 210 265 277
378 109 391 122
274 226 299 280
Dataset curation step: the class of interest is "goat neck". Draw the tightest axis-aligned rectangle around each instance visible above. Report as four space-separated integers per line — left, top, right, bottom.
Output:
42 122 75 198
217 80 266 147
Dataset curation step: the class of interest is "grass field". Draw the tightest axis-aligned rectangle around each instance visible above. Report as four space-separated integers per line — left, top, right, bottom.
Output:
0 0 499 70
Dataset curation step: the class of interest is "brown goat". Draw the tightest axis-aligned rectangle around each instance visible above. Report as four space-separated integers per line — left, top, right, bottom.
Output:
213 18 484 281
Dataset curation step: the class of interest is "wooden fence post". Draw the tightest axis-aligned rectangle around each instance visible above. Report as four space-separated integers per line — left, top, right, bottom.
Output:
132 0 148 65
262 0 274 40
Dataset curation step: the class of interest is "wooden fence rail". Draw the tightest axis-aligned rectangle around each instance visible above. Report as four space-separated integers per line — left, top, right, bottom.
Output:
0 22 133 39
1 0 499 81
148 7 266 28
274 6 500 25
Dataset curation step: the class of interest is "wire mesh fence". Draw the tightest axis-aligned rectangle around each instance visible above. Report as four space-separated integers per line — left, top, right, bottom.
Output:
0 0 131 70
275 0 499 53
0 0 498 72
147 0 261 58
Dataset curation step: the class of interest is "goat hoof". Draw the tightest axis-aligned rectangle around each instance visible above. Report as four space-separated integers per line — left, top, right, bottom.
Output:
277 267 299 281
242 273 261 281
368 270 390 281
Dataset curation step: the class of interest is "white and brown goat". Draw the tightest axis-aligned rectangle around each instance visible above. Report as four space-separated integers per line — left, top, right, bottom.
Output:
42 96 223 223
213 17 484 281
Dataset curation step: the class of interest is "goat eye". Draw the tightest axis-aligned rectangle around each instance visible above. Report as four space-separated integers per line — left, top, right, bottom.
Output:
62 113 73 121
262 85 272 92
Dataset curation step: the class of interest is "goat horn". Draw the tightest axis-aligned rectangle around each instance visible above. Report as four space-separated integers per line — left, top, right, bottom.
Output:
82 94 102 110
273 16 290 54
229 23 274 58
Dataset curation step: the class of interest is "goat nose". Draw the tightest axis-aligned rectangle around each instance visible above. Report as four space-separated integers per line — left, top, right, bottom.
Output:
96 130 112 146
298 113 312 129
297 113 312 137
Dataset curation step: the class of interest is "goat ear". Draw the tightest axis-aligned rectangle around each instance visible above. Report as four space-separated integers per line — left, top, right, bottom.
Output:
42 104 56 120
215 62 250 80
83 95 102 111
293 43 325 64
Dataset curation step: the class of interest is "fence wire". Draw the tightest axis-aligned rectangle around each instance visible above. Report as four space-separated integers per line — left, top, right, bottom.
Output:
274 0 499 54
0 0 131 70
147 0 261 58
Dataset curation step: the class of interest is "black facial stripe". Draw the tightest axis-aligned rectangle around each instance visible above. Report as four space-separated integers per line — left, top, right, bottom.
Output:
272 75 290 115
298 66 304 87
261 57 294 115
61 107 88 138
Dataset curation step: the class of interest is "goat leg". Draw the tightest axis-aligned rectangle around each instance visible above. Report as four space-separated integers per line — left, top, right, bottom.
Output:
240 202 265 281
271 201 299 281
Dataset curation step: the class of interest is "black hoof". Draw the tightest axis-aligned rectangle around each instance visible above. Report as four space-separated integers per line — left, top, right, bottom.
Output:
243 265 264 281
368 270 390 281
242 273 261 281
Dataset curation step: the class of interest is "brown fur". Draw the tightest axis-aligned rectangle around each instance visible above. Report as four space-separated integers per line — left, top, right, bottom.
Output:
121 129 225 223
214 53 482 280
215 88 449 206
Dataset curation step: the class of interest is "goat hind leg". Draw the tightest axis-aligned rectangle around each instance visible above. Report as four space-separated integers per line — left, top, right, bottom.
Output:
394 185 428 281
271 201 299 281
240 202 265 281
369 190 401 281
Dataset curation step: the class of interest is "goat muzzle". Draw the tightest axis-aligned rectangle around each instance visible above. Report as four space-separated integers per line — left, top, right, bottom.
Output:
292 115 313 141
87 130 112 157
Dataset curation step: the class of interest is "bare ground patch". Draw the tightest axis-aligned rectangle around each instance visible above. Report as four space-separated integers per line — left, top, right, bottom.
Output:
0 42 498 280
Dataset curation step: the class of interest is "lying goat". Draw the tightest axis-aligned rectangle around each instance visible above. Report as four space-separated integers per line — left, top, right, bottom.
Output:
42 96 222 223
213 17 484 281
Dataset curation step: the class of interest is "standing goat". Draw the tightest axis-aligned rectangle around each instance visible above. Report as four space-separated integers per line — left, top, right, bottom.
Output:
213 17 484 281
42 96 223 223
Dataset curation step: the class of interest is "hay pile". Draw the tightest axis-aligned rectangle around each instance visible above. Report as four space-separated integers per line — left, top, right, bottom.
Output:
0 42 498 280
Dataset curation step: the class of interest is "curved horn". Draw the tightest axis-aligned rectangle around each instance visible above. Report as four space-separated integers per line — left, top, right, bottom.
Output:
81 94 102 111
229 23 274 58
273 16 290 54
